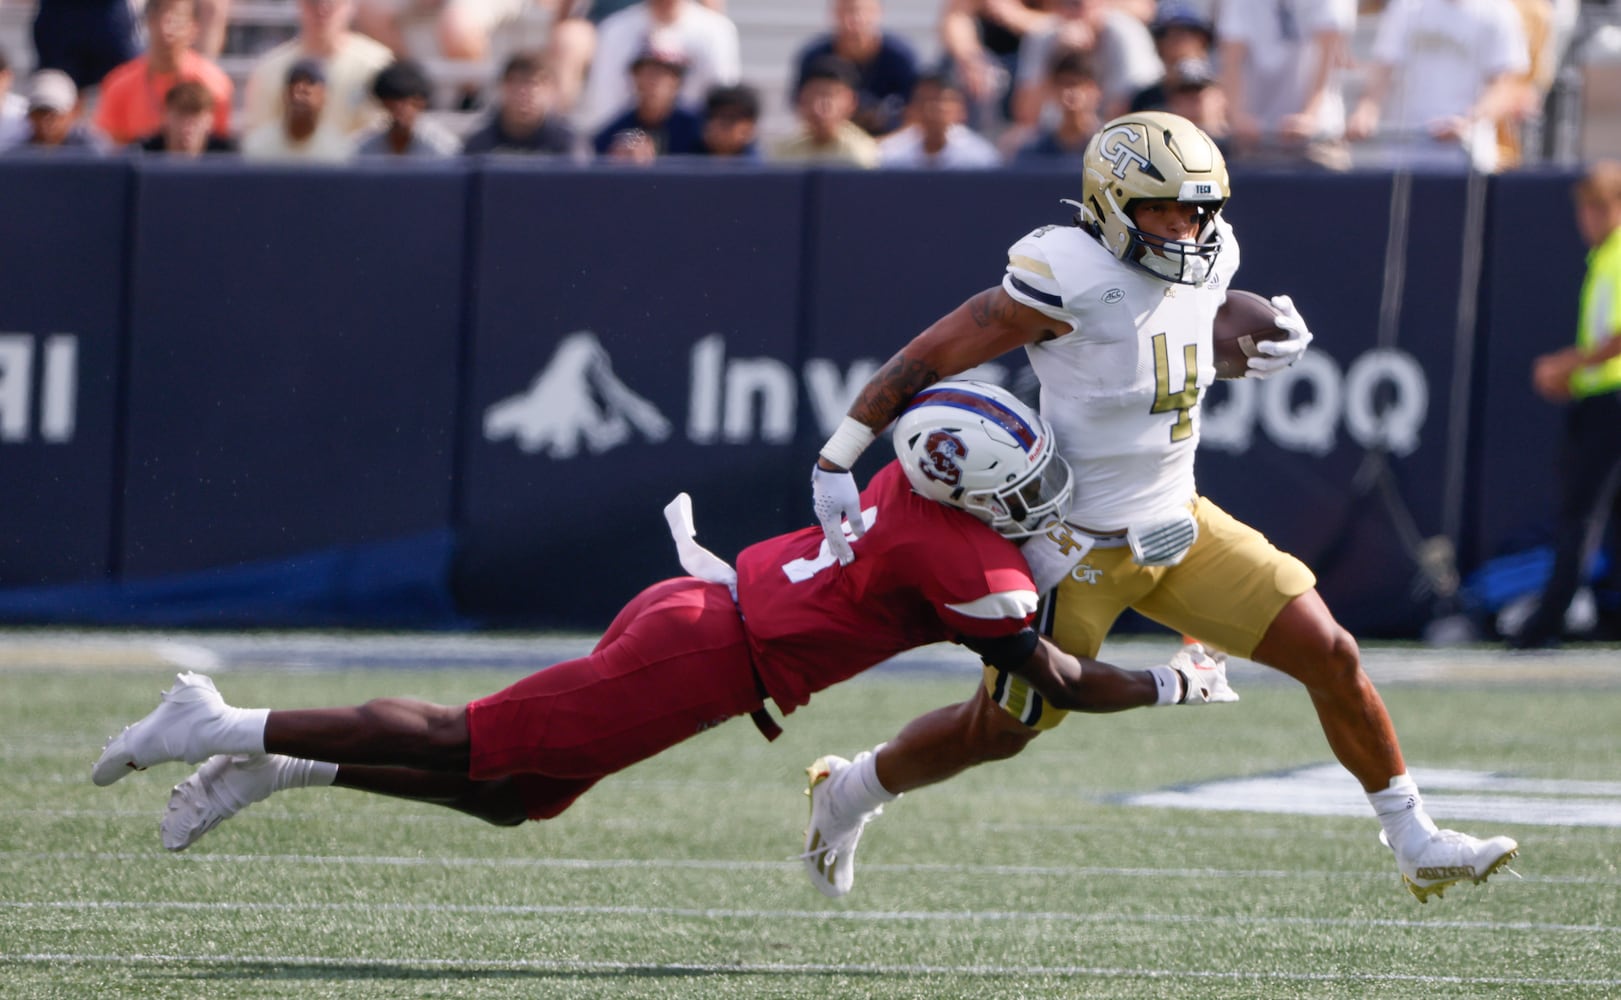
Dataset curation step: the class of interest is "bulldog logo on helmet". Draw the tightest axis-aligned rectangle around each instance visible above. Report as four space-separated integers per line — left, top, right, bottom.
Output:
919 429 967 487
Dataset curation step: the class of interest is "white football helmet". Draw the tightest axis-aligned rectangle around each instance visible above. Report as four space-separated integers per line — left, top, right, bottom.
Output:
1071 110 1229 286
892 380 1072 538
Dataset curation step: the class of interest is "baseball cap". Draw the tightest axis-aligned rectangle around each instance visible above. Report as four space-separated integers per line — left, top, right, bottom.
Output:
372 59 433 101
1151 2 1215 41
286 57 326 87
631 40 688 76
26 69 77 113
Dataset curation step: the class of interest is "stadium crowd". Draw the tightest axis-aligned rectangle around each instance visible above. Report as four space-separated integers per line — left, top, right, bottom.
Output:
0 0 1580 170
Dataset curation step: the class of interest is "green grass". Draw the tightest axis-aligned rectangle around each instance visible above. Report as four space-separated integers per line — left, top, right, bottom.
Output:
2 641 1618 998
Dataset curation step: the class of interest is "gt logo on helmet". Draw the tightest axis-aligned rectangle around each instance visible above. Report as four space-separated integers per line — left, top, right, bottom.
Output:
1099 125 1163 181
919 430 967 487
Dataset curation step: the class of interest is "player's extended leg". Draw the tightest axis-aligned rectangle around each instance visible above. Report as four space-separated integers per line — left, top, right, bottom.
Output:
264 699 470 771
1249 589 1400 793
802 684 1041 897
801 648 1227 897
876 684 1044 793
159 754 546 851
1250 588 1518 902
91 671 472 787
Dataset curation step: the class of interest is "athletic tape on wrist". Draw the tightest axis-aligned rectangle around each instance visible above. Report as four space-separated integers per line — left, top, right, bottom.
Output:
819 416 877 471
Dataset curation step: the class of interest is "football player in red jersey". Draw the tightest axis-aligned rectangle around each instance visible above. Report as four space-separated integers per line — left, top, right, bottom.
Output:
92 382 1235 852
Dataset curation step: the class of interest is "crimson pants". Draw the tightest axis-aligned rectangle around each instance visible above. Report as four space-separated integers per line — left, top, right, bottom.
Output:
465 578 764 819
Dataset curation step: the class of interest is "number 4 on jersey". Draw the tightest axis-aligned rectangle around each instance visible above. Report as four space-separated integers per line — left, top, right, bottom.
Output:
1150 332 1198 442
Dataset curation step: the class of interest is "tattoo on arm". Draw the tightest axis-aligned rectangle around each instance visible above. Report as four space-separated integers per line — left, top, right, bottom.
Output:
969 288 1060 342
967 288 1019 329
851 354 940 427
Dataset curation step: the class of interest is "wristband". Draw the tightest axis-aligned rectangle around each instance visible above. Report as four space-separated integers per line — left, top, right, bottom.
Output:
819 416 877 471
1148 665 1183 706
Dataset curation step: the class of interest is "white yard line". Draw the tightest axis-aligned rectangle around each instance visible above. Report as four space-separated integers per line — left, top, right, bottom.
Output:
1 898 1614 935
1 849 1607 886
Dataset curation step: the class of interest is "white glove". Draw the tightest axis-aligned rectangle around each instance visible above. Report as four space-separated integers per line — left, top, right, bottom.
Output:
1246 294 1313 379
811 464 865 565
1169 643 1239 704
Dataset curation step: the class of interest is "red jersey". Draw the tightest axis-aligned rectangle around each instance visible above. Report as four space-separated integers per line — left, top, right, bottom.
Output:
736 461 1039 713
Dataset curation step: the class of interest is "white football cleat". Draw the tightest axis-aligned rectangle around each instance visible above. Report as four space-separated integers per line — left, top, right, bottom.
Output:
1171 643 1239 704
162 754 288 851
91 672 229 786
799 754 882 899
1382 828 1520 903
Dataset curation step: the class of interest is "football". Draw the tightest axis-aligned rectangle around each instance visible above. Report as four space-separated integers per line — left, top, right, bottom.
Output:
1212 290 1285 379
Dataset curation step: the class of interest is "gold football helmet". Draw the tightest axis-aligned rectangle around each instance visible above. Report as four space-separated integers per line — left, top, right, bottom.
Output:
1073 111 1230 285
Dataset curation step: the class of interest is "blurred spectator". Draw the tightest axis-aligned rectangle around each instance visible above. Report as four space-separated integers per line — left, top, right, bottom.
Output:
30 0 141 92
545 0 726 116
1347 0 1528 173
6 70 106 154
241 58 355 162
0 51 27 152
356 59 461 156
461 51 576 155
592 43 704 157
1163 57 1225 139
1013 0 1160 135
95 0 234 146
1218 0 1353 170
1130 2 1213 112
1497 0 1556 169
1010 47 1100 164
195 0 233 60
939 0 1054 128
352 0 533 110
576 0 741 134
243 0 393 137
771 54 879 167
696 83 761 158
793 0 920 137
133 79 238 155
878 71 1001 167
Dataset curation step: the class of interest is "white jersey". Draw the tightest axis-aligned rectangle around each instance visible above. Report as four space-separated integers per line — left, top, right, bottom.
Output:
1001 218 1240 531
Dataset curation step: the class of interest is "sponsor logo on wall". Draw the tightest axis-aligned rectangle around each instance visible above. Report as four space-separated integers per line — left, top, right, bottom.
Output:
0 333 77 444
482 331 1429 460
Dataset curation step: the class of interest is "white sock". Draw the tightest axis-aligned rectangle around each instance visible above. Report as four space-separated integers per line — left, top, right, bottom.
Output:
830 744 899 820
203 707 271 757
272 757 337 791
1367 773 1439 855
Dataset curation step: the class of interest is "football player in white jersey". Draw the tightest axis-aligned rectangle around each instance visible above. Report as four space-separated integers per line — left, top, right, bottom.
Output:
801 111 1518 904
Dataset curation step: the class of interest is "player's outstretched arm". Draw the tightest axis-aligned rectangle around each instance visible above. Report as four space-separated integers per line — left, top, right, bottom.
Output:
812 288 1060 562
1008 636 1239 710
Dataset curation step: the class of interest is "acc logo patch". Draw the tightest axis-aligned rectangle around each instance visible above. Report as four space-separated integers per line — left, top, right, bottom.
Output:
1102 288 1126 304
920 429 968 486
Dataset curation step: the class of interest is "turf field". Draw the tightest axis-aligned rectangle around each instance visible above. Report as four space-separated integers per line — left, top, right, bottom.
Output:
2 632 1618 999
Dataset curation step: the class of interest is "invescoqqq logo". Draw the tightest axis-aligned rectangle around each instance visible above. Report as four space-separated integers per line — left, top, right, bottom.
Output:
481 331 1428 460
